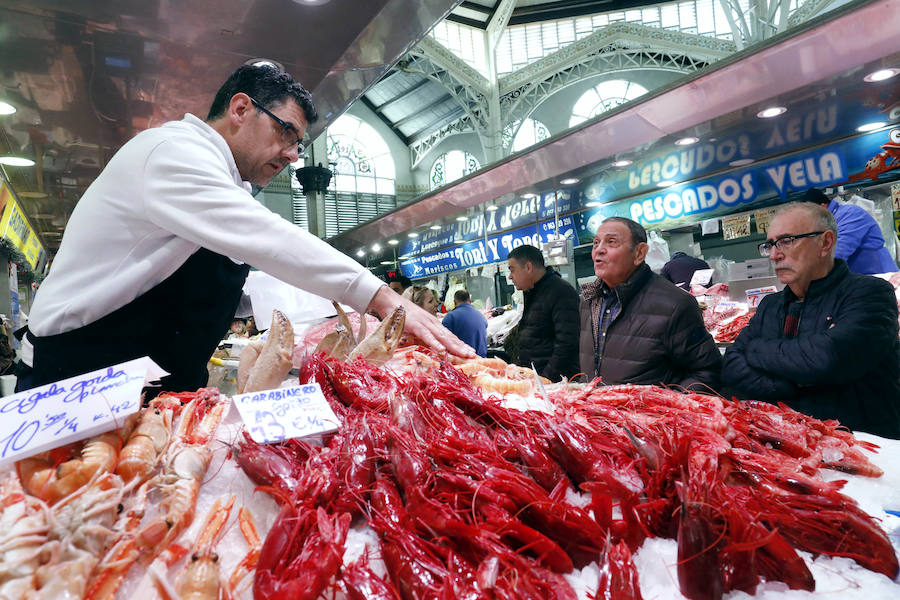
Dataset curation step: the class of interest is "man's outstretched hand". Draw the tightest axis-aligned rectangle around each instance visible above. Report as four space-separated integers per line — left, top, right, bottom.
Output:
366 286 476 359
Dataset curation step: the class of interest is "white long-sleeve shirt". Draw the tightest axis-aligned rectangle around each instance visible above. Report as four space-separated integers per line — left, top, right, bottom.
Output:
29 114 383 337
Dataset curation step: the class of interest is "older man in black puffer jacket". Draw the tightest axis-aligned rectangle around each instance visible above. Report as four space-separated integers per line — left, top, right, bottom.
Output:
578 217 721 390
722 202 900 438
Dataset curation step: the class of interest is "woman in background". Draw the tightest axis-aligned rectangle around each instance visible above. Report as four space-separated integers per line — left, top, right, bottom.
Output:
403 285 441 315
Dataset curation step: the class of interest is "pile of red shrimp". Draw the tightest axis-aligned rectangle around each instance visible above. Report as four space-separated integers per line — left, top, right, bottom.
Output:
236 351 897 600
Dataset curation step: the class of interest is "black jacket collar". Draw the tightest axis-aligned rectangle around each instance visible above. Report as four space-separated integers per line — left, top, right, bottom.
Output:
525 269 558 299
782 259 849 303
583 263 652 306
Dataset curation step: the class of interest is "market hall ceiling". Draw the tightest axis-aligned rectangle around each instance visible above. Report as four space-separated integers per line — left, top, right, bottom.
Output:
330 0 900 255
0 0 463 255
361 0 687 147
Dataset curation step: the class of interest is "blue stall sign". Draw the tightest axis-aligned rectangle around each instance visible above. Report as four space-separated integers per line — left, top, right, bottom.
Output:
584 96 896 202
400 190 582 257
578 127 900 230
400 217 576 278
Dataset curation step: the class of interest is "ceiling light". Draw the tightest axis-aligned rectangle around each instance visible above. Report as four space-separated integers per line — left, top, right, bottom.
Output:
658 180 677 188
387 239 399 245
729 158 755 167
674 136 699 146
611 159 633 167
857 122 886 132
0 156 35 166
355 249 365 258
864 68 900 82
560 178 580 185
486 204 499 212
455 216 468 221
0 102 15 116
429 224 442 230
521 193 538 199
408 232 419 238
756 106 787 118
371 243 381 252
585 201 601 208
380 260 394 265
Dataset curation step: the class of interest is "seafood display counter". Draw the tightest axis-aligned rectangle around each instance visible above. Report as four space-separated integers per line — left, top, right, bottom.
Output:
2 346 899 600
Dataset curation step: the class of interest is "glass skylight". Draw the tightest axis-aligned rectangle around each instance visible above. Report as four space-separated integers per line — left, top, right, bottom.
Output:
570 80 649 127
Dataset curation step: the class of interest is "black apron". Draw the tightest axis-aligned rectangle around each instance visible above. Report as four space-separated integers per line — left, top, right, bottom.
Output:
23 248 250 394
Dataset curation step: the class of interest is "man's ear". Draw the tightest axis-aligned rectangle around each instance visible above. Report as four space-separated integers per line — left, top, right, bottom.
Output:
820 229 837 256
229 93 253 126
634 242 650 265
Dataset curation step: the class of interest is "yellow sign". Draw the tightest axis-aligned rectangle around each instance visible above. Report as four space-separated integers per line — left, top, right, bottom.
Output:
0 181 44 270
722 214 751 240
753 207 778 235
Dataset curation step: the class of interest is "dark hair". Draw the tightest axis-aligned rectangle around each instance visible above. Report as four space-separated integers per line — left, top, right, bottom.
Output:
602 217 647 246
454 289 471 304
507 244 545 268
389 275 412 289
802 188 830 206
207 65 318 125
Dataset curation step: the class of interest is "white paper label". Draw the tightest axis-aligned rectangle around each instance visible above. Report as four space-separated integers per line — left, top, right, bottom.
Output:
232 383 340 444
690 268 715 287
714 300 746 313
0 357 162 465
701 218 720 235
746 285 778 308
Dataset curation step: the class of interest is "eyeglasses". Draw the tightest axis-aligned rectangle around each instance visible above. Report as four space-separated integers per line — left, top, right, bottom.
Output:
758 231 825 257
249 97 303 154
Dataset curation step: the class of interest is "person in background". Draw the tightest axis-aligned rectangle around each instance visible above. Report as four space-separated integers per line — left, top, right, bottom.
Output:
661 251 710 291
803 187 898 274
227 318 248 338
403 285 440 315
721 203 900 437
441 289 488 357
18 64 472 394
388 275 412 295
579 217 721 390
507 244 580 381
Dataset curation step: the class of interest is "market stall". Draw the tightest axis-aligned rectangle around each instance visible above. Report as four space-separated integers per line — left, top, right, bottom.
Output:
2 321 898 600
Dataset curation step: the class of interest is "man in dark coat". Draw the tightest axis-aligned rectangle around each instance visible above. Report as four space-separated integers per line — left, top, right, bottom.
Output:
722 202 900 438
661 251 711 290
507 245 580 381
579 217 721 390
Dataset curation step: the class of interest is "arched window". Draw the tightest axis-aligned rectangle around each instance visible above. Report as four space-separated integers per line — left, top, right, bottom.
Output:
326 114 395 195
430 150 480 190
569 80 648 127
503 118 551 153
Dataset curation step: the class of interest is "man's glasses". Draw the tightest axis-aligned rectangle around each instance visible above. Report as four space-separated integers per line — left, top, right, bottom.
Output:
249 97 303 154
758 231 825 257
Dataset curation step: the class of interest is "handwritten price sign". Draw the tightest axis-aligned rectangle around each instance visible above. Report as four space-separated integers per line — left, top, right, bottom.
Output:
232 383 340 444
746 285 778 308
0 357 160 465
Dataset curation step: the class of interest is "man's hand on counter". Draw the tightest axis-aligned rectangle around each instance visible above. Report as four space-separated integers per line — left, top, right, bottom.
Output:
367 286 476 359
